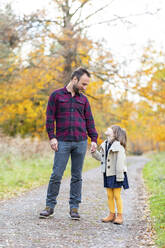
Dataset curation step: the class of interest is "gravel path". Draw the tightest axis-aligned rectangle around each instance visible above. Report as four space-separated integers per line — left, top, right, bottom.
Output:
0 156 156 248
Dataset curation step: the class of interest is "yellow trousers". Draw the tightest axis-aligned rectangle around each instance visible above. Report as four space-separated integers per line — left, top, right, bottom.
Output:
106 188 123 214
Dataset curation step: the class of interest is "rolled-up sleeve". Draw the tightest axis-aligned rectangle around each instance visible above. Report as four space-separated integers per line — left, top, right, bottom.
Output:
84 98 98 143
46 93 56 140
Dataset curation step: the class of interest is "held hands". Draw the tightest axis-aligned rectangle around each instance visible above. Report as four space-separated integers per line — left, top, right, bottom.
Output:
50 138 58 151
90 142 97 153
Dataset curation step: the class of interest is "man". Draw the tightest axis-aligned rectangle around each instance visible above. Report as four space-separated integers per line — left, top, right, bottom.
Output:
40 67 98 220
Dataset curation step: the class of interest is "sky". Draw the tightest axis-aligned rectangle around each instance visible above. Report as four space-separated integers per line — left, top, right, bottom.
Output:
1 0 165 74
87 0 165 73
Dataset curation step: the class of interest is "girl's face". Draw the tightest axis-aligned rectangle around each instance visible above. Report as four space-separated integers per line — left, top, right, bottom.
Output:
105 127 114 140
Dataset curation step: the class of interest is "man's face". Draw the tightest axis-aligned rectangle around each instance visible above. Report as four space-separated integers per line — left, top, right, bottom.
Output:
73 74 90 93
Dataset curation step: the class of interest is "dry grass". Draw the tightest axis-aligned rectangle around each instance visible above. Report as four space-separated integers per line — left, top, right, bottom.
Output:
0 133 52 158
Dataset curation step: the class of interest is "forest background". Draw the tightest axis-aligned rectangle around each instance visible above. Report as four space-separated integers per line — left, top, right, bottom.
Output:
0 0 165 154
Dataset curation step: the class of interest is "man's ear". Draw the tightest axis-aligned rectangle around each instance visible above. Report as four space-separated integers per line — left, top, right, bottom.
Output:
73 76 78 83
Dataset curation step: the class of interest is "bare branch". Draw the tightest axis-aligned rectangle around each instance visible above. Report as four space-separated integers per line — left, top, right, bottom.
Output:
73 2 112 28
76 9 160 30
22 16 61 27
70 0 91 17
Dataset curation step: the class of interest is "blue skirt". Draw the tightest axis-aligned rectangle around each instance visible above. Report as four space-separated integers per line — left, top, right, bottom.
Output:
104 172 129 190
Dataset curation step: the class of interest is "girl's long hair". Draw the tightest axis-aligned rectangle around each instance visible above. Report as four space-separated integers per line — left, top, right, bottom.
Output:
111 125 127 149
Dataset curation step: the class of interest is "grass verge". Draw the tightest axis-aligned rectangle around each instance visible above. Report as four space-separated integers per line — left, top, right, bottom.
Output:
143 152 165 248
0 151 99 200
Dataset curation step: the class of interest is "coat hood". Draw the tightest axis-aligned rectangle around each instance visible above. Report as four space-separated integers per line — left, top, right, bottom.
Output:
100 140 123 152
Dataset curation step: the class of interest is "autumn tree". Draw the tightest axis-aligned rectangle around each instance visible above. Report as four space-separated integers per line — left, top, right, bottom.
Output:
133 45 165 151
0 4 20 84
0 0 119 138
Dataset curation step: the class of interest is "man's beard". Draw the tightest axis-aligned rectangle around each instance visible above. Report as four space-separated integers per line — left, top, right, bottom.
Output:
73 84 80 94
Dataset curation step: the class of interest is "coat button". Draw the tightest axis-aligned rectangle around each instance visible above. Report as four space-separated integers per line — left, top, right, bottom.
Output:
102 154 104 157
107 166 110 169
101 162 103 164
108 159 110 162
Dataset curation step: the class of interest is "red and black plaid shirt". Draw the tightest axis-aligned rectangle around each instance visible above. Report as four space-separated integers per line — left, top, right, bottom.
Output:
46 86 98 142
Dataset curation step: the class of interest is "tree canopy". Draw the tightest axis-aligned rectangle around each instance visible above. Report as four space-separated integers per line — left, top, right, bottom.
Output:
0 1 165 153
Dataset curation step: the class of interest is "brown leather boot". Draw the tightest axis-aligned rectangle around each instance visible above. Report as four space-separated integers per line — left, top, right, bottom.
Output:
113 213 123 224
102 213 115 223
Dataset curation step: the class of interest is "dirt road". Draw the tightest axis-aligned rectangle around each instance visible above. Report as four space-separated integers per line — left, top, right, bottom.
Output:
0 156 156 248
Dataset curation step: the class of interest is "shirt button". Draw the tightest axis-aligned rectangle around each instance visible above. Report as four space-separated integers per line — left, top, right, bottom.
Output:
102 154 104 157
108 166 110 169
108 159 110 162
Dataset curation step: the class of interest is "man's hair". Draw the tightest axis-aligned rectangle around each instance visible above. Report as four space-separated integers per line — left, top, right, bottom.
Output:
71 67 91 81
111 125 127 149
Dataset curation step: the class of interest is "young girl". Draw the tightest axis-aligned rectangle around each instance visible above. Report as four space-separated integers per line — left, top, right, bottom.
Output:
91 125 129 225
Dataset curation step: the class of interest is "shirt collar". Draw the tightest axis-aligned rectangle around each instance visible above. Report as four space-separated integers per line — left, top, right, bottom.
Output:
63 86 81 96
63 86 69 94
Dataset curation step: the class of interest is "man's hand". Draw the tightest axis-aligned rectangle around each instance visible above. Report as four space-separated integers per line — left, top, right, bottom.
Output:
50 138 58 151
90 142 97 153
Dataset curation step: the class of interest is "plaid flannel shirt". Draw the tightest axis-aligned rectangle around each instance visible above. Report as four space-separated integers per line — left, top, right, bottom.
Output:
46 86 98 143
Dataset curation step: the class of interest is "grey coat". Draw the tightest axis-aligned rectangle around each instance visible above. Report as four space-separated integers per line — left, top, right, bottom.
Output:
92 140 127 181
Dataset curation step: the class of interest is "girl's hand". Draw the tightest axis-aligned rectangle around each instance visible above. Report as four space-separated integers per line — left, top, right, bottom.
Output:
91 142 97 153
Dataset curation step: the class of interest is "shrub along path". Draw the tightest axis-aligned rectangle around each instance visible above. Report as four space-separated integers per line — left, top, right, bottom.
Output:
0 156 156 248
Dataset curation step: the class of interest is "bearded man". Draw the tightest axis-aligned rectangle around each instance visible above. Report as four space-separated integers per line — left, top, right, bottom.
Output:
39 67 98 220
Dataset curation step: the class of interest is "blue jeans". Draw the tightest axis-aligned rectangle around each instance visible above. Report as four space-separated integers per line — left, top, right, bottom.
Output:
46 140 87 209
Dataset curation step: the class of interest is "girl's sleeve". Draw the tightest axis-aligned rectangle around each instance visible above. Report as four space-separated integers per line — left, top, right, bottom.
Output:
91 150 102 161
116 149 125 182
